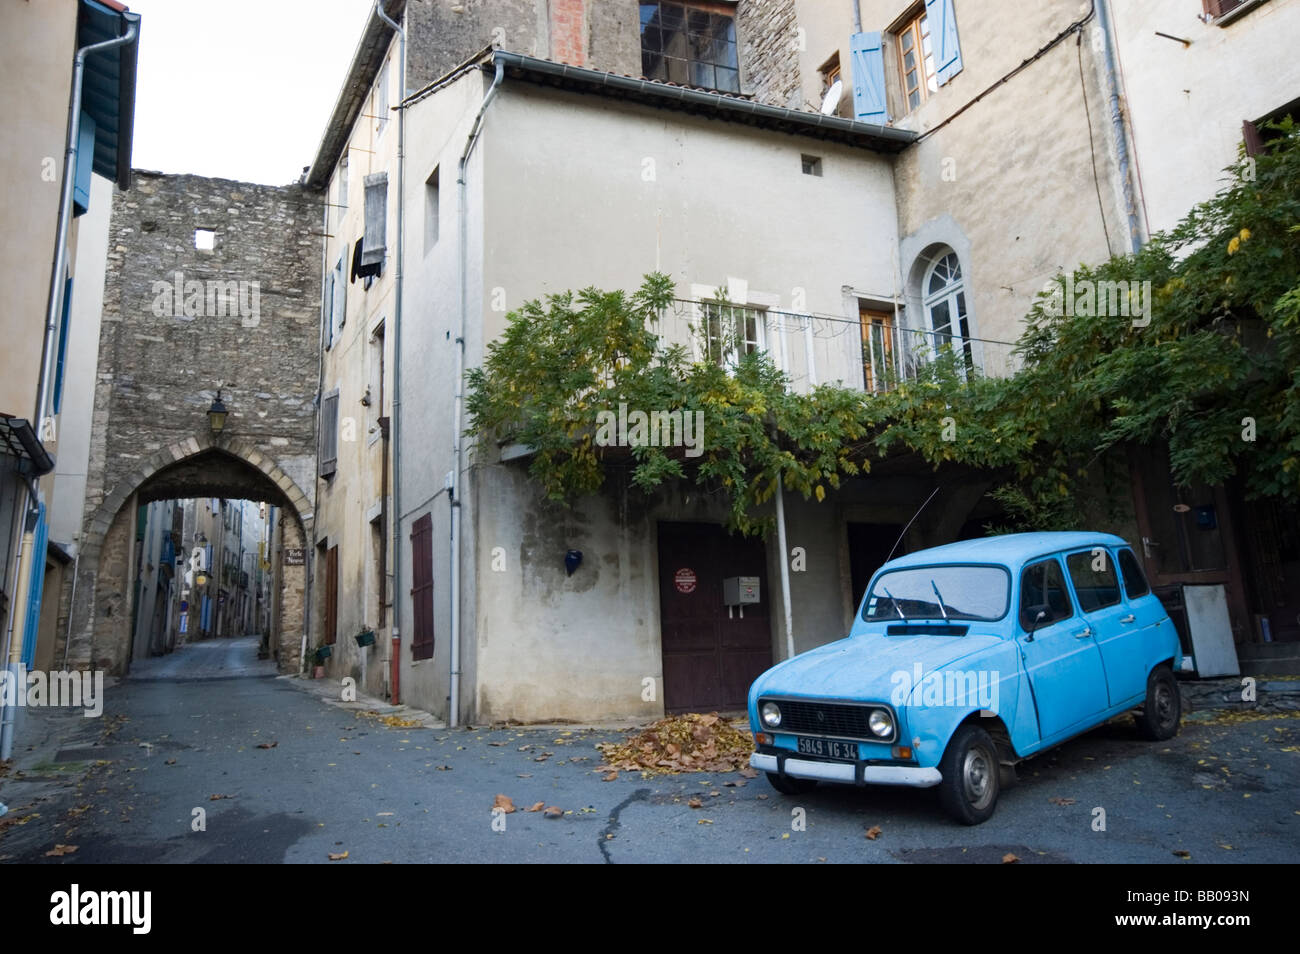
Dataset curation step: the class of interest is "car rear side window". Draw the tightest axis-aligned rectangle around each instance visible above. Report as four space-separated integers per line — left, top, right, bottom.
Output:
1118 547 1150 599
1020 559 1074 630
1065 549 1121 613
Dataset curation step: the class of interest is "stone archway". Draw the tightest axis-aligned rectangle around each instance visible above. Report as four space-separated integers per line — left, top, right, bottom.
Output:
64 433 314 676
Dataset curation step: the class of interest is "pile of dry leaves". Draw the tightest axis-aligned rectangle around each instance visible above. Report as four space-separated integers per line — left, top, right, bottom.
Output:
597 713 754 775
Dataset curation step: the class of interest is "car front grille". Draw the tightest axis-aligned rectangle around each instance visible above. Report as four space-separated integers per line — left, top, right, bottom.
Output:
770 699 890 741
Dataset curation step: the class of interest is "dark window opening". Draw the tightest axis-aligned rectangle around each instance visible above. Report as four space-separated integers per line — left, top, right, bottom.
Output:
640 1 740 93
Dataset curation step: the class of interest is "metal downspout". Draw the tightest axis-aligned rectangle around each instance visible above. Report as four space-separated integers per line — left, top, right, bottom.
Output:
1094 0 1144 252
851 0 862 33
375 1 406 702
451 59 505 728
775 474 795 661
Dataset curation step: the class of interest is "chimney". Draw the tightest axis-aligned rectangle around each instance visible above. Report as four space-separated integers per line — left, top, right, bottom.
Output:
550 0 586 66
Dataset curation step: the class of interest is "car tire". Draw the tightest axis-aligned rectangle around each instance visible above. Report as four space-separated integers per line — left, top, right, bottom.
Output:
766 772 817 795
1135 665 1181 741
938 724 1000 825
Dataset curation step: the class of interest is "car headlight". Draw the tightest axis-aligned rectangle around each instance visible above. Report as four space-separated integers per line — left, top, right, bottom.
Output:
760 701 782 728
869 709 893 738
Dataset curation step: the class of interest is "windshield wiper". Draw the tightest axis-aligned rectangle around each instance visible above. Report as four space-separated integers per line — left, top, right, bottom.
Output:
882 587 907 621
930 580 950 621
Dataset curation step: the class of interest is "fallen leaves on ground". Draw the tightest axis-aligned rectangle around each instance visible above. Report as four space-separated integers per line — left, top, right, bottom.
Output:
256 742 278 749
1048 796 1077 806
359 710 423 729
1002 853 1020 864
865 826 882 840
525 802 545 813
601 771 618 782
596 713 754 775
492 794 516 814
1173 849 1191 859
687 797 703 809
328 850 349 861
208 793 235 801
543 806 563 818
45 844 78 857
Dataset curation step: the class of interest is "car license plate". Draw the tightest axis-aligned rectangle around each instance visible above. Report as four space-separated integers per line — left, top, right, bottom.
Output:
796 737 858 761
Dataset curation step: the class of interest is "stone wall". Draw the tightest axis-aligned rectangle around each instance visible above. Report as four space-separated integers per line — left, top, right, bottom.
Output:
64 171 323 674
738 0 802 108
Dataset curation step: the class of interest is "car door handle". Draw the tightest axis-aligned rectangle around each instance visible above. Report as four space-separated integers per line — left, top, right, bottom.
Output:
1120 614 1135 624
1073 626 1093 639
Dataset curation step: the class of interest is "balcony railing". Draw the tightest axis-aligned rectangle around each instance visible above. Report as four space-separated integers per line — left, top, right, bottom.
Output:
655 300 1020 395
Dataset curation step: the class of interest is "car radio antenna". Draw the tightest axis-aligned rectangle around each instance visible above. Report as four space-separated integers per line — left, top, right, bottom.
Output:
884 486 941 565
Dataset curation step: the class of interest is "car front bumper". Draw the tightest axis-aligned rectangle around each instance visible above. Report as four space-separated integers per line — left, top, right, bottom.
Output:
750 752 942 788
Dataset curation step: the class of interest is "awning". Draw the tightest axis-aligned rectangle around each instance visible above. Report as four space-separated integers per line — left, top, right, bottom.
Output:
0 415 55 477
77 0 141 192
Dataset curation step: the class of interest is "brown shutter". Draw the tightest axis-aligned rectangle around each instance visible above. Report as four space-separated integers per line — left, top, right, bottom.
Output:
1204 0 1245 19
1243 118 1265 158
410 514 435 661
325 545 339 645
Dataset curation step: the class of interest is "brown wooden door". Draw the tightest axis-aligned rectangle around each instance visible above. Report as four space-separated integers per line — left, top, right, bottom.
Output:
324 545 338 645
658 522 771 712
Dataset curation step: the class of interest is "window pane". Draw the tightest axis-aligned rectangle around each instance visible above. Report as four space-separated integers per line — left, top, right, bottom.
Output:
715 66 739 93
1020 560 1074 629
1118 549 1150 599
691 62 715 88
929 299 952 337
1066 550 1122 613
865 566 1011 621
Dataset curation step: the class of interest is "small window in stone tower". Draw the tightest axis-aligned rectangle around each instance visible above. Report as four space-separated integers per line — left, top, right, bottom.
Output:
195 228 215 251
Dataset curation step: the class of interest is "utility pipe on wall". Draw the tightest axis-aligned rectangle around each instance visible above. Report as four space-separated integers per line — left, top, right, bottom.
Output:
775 474 795 661
1094 0 1144 252
450 59 505 728
375 0 407 703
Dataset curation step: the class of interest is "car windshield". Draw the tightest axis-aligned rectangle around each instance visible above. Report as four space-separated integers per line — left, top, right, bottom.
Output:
862 565 1010 622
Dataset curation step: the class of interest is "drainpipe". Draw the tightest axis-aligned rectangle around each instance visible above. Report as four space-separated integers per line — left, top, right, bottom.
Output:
851 0 862 33
1094 0 1144 252
450 59 505 728
0 508 37 760
375 0 405 703
35 17 139 437
774 473 795 661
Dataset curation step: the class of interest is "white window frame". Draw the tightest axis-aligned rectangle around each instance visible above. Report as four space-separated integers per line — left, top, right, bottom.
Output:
921 250 975 374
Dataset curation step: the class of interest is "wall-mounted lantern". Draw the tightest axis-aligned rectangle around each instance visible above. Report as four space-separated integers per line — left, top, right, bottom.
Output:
207 389 229 435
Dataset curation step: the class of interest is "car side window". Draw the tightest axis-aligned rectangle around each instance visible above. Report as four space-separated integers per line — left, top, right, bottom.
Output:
1117 547 1150 599
1019 559 1074 630
1065 549 1121 613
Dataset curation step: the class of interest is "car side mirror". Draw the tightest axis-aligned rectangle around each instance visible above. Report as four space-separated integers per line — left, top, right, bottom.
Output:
1023 606 1048 641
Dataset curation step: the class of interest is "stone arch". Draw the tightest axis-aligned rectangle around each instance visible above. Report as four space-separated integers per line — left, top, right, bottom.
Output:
66 433 315 675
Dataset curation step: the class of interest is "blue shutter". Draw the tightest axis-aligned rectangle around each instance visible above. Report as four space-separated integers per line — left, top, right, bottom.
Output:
73 111 96 217
849 31 889 124
926 0 963 86
53 277 72 414
21 504 49 670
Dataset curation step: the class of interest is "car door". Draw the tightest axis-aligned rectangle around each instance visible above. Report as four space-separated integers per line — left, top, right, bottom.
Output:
1063 547 1138 706
1017 556 1110 740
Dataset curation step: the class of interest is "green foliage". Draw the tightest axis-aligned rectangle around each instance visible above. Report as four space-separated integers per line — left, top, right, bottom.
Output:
467 123 1300 533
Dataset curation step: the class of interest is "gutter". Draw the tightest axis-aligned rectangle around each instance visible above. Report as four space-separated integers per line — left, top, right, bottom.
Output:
450 59 505 729
488 51 915 152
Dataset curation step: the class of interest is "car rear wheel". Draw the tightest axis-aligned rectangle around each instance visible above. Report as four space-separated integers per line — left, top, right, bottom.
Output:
938 724 1000 825
1135 665 1181 741
766 772 817 795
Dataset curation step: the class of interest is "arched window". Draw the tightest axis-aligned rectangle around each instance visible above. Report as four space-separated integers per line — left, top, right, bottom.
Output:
922 251 974 373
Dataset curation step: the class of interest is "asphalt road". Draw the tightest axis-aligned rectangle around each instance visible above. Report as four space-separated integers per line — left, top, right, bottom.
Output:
1 639 1297 864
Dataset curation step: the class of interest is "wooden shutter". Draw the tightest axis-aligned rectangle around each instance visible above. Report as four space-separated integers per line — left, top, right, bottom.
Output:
849 32 889 124
362 173 388 267
319 389 339 477
925 0 963 86
324 544 339 646
410 513 435 661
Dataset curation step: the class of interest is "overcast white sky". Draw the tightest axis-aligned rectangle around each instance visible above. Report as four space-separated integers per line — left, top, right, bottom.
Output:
128 0 377 185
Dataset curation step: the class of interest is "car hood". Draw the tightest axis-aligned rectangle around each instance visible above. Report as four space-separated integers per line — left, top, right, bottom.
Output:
752 630 1004 705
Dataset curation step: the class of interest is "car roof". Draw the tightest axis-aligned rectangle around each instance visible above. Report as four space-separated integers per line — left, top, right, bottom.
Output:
880 532 1131 572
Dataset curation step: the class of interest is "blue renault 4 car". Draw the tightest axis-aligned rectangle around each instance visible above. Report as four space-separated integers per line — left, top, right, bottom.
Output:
748 532 1182 824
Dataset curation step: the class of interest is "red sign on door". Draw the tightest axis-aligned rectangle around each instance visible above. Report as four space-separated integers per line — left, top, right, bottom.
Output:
674 568 697 594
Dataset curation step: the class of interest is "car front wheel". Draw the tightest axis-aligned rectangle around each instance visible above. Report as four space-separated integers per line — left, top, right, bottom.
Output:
938 724 1000 825
1135 665 1181 741
766 772 817 795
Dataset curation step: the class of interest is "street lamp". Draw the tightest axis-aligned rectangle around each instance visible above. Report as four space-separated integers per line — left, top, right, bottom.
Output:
207 390 229 435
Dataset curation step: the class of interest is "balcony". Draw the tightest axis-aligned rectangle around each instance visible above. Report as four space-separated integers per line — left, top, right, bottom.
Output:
655 299 1020 394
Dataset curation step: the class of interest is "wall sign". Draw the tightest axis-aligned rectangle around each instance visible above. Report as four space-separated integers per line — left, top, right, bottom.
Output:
674 567 697 594
284 547 306 565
